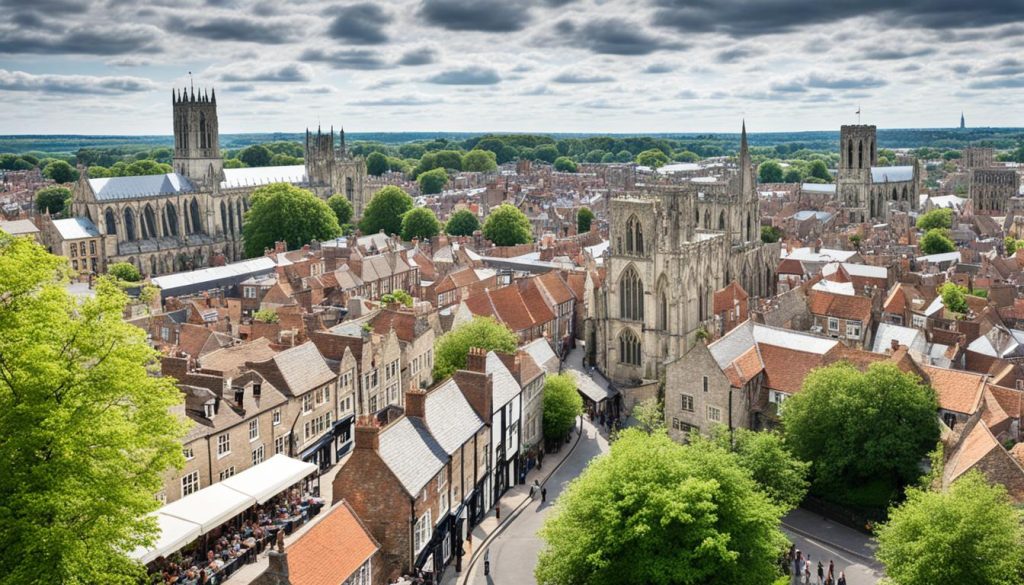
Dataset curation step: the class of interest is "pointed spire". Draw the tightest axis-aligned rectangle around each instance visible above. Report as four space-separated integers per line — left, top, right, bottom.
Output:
172 88 176 104
740 119 748 154
210 88 216 103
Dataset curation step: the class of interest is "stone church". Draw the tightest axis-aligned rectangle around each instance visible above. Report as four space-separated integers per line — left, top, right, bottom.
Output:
71 87 370 276
835 124 920 222
591 123 779 385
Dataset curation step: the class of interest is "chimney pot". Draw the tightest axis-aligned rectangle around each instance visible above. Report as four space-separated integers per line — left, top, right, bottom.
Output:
405 389 426 419
354 418 380 451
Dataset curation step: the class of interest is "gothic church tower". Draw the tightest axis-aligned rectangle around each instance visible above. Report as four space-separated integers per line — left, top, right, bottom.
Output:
172 87 224 187
836 125 876 222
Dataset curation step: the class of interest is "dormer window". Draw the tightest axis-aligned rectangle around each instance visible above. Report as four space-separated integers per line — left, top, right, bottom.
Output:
204 401 215 418
253 383 261 398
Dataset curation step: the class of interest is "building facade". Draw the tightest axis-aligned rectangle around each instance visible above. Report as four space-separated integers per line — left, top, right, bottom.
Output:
836 124 920 222
970 169 1019 215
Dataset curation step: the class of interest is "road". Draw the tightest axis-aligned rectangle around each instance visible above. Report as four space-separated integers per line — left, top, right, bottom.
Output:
782 509 883 585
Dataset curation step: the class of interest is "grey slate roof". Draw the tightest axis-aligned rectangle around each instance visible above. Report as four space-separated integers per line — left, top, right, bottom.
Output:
486 351 522 411
52 217 100 240
522 338 558 375
379 417 448 496
271 342 335 395
220 165 307 189
425 379 484 454
870 166 914 183
89 173 194 200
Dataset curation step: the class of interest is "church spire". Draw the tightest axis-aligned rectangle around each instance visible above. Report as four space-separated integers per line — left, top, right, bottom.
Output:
960 111 965 129
740 119 748 159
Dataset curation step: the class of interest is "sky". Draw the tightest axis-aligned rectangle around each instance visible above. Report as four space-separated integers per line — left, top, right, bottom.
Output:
1 0 1023 135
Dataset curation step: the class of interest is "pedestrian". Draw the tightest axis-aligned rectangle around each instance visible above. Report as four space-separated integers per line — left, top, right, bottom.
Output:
817 560 823 585
529 483 536 499
793 550 802 581
541 486 547 502
484 548 490 577
804 557 811 585
827 560 834 585
836 572 846 585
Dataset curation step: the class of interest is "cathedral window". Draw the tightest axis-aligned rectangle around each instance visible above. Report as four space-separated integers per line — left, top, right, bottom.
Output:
858 141 864 169
625 215 644 255
165 202 178 237
847 141 853 169
189 199 203 235
618 329 641 366
123 208 137 241
718 211 726 231
104 208 116 236
657 290 668 330
619 266 644 321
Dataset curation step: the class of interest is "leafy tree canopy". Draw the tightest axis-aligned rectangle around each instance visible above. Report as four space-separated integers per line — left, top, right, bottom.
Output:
877 471 1024 585
543 373 584 441
432 316 517 379
360 186 414 236
462 149 498 173
327 194 354 227
242 182 341 257
445 209 480 236
782 167 804 183
577 206 595 233
238 144 272 167
42 160 78 184
34 185 72 216
919 228 956 255
253 308 279 323
482 203 532 246
704 427 809 511
807 159 832 182
401 207 441 241
417 167 448 195
366 151 388 176
758 160 784 183
939 281 969 315
381 289 413 307
916 208 953 231
536 429 787 585
636 148 670 168
553 156 577 173
107 262 142 282
0 234 186 583
760 226 783 243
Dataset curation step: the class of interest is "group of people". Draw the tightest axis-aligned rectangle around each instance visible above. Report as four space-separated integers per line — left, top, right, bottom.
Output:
787 547 847 585
528 479 547 504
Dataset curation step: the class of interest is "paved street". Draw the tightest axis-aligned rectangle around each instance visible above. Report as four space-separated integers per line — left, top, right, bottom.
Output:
782 509 882 585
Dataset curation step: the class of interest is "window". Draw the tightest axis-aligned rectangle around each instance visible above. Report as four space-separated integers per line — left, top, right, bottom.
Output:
219 466 235 481
79 242 86 256
252 444 265 466
183 446 194 460
369 395 378 413
204 402 215 418
89 240 96 255
413 510 432 554
315 386 327 406
181 471 200 496
161 326 170 341
249 419 259 441
156 490 167 505
828 317 839 332
943 412 958 429
438 474 449 516
340 394 353 414
71 260 78 270
244 286 256 299
618 266 644 321
912 314 926 328
625 214 644 255
70 245 77 258
217 433 230 457
304 412 332 442
253 383 261 398
272 409 281 426
846 321 861 339
702 376 709 393
618 329 641 366
302 394 314 413
275 433 289 455
707 405 722 423
671 418 699 434
681 394 694 412
769 390 789 405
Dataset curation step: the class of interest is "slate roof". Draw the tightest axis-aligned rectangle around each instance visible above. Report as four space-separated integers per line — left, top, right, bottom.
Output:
870 166 914 183
287 500 379 585
522 338 558 374
52 217 100 240
486 351 522 410
801 183 837 193
89 173 194 200
250 342 335 397
424 379 485 454
220 165 307 189
378 416 447 496
872 323 927 355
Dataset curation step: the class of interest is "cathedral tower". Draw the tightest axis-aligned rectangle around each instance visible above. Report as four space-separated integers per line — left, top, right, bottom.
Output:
172 87 223 186
305 127 336 192
837 125 876 221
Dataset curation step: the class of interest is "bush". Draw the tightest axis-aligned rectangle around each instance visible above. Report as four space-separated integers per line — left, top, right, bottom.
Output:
34 186 72 216
445 209 480 236
253 308 279 323
327 194 354 226
482 203 532 246
916 208 953 231
919 228 955 255
107 262 141 282
553 157 577 173
577 206 594 233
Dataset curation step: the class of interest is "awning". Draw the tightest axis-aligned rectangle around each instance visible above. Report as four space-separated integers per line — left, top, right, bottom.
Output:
130 513 202 564
219 454 318 504
572 370 617 404
159 483 256 533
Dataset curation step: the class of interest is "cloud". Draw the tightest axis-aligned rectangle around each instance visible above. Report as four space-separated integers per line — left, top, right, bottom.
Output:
576 98 620 109
553 18 685 55
166 15 300 44
520 84 557 95
951 63 972 74
978 58 1024 76
398 47 438 66
650 0 1024 38
676 89 699 99
325 3 392 45
715 47 756 63
427 66 501 85
350 94 443 106
643 63 676 74
551 71 615 83
772 72 888 93
0 24 163 55
418 0 530 32
299 48 391 70
0 69 156 94
219 63 312 82
107 56 153 68
860 46 936 60
967 76 1024 89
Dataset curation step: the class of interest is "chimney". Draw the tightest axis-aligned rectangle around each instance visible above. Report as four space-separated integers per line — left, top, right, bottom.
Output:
263 531 291 585
354 418 380 451
162 355 189 380
454 370 492 422
275 240 287 254
405 389 426 419
890 338 899 352
466 347 487 373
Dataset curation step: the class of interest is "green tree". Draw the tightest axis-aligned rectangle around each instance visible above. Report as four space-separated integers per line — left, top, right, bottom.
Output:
239 144 272 167
107 261 142 282
0 234 186 583
630 398 664 434
782 363 939 504
360 186 414 236
782 167 804 183
705 427 809 511
462 149 498 172
431 149 463 171
366 152 388 176
253 308 279 323
381 289 413 307
636 148 670 168
1005 237 1018 255
432 316 517 379
577 206 595 233
87 165 111 178
242 182 342 257
401 207 441 241
34 185 72 216
553 156 578 173
534 144 560 163
327 194 354 227
939 282 969 315
916 208 953 231
224 158 247 169
877 471 1024 585
920 228 956 255
760 226 782 243
445 209 480 236
543 373 584 442
807 160 831 182
42 160 78 184
269 153 302 166
123 160 172 177
482 203 532 246
417 167 448 195
536 429 787 585
758 161 784 183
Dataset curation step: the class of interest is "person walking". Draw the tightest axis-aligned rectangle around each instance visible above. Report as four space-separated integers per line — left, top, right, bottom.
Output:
826 560 835 585
817 560 824 585
793 550 802 583
836 572 846 585
803 557 811 585
541 486 547 503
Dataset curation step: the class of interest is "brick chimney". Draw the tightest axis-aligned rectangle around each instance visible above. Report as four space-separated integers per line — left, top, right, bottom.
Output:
466 347 487 373
354 418 380 451
405 389 426 419
454 370 492 422
275 240 287 254
162 355 189 380
890 338 899 352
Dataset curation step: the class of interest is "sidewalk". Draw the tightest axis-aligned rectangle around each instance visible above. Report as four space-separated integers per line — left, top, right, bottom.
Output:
441 416 593 585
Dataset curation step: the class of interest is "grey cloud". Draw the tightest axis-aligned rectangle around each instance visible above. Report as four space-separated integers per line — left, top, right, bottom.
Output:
951 63 972 74
896 63 922 72
715 47 756 63
0 24 162 55
520 84 556 95
551 71 615 83
427 66 501 85
398 47 437 66
326 3 392 45
576 98 620 109
769 73 887 93
350 95 443 106
166 15 300 44
676 89 699 99
299 48 391 70
0 69 156 94
246 93 289 102
222 83 256 92
860 46 936 60
555 18 686 55
419 0 530 32
979 58 1024 76
643 63 676 74
968 76 1024 89
220 63 311 82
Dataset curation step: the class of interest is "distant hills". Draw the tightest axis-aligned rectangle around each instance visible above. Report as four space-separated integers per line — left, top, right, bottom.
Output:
2 127 1022 155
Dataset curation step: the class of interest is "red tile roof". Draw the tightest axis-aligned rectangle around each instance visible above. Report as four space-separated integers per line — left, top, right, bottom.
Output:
714 281 749 315
920 364 986 415
808 290 872 322
287 500 379 585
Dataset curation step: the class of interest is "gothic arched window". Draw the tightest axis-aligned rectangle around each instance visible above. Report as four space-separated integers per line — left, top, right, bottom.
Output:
190 199 203 235
892 187 898 201
704 210 710 230
746 214 752 241
142 204 157 240
902 186 908 202
619 329 641 366
619 265 644 321
858 141 864 169
847 140 854 169
718 210 726 231
123 208 137 241
656 275 669 330
104 208 116 236
220 201 228 233
199 112 208 149
165 202 178 236
346 177 354 201
235 200 243 232
625 215 644 256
